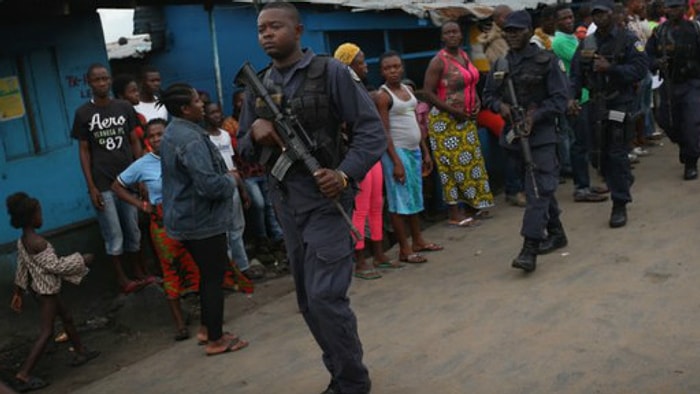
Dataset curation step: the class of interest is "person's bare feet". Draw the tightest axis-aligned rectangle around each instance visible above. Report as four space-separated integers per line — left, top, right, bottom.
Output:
372 253 392 265
197 329 237 345
412 242 444 253
356 260 376 273
205 336 249 356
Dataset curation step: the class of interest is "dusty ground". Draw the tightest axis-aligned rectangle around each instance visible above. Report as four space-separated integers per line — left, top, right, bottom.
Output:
0 274 296 393
5 138 700 394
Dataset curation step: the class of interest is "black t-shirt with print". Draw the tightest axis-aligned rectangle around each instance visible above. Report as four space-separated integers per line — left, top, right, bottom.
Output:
72 99 140 191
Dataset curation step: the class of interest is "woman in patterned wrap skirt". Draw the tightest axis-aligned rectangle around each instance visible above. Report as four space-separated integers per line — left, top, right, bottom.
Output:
422 21 495 227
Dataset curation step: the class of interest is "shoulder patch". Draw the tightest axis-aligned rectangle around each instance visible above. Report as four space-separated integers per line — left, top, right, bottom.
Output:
634 40 645 52
558 59 567 73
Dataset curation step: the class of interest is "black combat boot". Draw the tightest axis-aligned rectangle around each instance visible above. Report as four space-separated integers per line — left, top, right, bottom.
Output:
512 238 539 273
609 202 627 228
683 162 698 181
538 222 568 254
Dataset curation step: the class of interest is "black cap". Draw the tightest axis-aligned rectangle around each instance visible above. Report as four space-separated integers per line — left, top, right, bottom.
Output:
503 10 532 30
591 0 614 12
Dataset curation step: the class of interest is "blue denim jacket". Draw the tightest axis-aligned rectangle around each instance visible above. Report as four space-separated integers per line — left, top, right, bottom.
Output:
160 117 235 240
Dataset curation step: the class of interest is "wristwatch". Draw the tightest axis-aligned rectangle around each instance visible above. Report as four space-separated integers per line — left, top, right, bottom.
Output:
336 170 349 189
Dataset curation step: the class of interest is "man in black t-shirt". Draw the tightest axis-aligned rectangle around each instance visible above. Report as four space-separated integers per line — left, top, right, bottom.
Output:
72 63 150 294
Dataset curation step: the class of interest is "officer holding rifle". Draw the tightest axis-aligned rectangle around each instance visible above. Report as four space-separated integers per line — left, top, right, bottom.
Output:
570 0 647 228
483 10 570 274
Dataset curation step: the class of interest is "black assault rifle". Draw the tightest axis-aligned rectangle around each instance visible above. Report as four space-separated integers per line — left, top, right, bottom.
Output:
658 28 674 131
582 46 607 173
495 73 539 199
234 62 361 240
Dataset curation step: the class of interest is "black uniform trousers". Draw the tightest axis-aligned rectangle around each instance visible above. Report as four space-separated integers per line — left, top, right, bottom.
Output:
599 116 634 204
272 187 370 394
658 79 700 165
508 143 561 240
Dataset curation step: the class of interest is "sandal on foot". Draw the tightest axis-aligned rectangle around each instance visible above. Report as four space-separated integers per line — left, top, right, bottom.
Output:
174 328 190 342
413 243 444 253
14 376 49 393
474 210 492 220
242 264 266 281
353 269 382 280
399 253 428 264
121 280 147 295
198 331 238 346
206 338 249 356
140 275 161 286
70 349 100 367
447 217 481 228
54 331 68 343
374 260 405 269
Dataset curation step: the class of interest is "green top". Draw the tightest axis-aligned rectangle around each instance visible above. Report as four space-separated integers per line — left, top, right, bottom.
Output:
552 31 589 103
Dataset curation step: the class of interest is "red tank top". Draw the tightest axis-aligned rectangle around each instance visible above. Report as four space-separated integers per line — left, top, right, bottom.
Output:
436 48 480 114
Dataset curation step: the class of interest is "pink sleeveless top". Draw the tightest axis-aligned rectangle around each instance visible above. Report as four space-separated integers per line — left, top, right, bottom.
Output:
436 48 479 114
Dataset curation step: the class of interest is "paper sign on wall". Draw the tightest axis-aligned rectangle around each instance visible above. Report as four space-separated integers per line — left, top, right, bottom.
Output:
0 76 26 121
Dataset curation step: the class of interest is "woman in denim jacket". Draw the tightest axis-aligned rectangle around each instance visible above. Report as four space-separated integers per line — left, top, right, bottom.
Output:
158 83 248 356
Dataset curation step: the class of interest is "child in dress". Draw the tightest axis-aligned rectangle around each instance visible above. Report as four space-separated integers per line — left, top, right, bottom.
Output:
7 192 99 392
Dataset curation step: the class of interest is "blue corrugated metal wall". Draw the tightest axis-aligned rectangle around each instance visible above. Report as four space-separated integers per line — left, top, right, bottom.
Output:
144 4 502 194
0 13 110 245
148 5 436 115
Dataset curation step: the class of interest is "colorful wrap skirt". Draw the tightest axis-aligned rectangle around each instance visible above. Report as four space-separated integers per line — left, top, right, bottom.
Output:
150 204 254 299
428 108 495 209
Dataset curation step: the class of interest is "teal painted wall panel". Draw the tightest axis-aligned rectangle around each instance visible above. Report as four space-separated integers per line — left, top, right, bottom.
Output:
0 13 109 245
152 5 435 117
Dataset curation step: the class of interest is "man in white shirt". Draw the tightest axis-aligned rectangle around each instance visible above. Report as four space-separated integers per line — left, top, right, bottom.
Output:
134 66 169 122
204 101 264 280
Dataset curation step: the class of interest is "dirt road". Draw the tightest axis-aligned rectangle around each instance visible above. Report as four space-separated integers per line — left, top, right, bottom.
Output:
16 139 700 393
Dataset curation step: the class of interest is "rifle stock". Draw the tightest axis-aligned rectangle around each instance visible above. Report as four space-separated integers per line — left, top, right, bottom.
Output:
234 62 361 240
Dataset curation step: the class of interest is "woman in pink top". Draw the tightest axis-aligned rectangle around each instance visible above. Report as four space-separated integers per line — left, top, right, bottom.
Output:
422 21 495 227
334 43 393 279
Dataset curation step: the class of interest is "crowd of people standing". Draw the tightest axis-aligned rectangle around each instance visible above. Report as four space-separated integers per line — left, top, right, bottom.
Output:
6 0 700 392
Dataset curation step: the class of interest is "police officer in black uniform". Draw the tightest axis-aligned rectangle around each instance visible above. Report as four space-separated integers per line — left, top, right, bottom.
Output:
646 0 700 180
570 0 648 228
238 3 385 394
483 10 570 273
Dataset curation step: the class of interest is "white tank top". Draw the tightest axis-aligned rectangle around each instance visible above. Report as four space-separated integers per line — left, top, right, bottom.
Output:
380 84 422 150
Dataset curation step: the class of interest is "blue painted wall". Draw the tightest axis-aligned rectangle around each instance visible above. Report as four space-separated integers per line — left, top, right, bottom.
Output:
0 13 110 245
148 4 440 114
146 4 504 195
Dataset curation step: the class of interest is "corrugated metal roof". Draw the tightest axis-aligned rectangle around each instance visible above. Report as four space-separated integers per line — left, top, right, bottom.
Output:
106 34 152 59
234 0 543 24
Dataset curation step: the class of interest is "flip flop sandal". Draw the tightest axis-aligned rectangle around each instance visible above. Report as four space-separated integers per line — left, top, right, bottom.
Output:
206 338 249 356
14 376 49 393
413 243 444 252
54 331 68 343
374 260 405 269
139 275 162 285
121 280 147 295
353 269 382 280
474 210 493 220
447 217 481 228
198 331 238 346
399 253 428 264
70 349 100 367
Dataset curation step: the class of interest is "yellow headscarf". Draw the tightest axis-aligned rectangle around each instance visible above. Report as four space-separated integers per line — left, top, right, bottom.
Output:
334 43 361 65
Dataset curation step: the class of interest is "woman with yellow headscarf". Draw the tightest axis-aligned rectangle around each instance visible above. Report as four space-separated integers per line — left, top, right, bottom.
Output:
333 43 396 279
